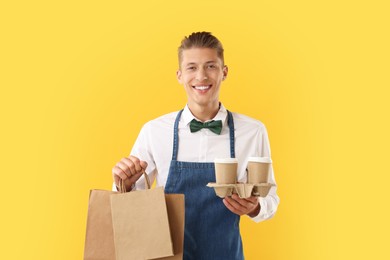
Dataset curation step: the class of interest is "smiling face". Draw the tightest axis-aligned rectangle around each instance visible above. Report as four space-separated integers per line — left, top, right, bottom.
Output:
177 48 228 110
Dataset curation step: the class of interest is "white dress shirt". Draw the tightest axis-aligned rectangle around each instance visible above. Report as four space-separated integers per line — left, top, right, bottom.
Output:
114 104 279 223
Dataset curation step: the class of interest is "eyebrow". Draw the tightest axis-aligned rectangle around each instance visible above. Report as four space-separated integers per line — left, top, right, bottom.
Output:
185 61 217 66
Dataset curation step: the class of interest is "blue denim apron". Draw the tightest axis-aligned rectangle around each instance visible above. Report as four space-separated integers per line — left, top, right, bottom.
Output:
164 110 244 260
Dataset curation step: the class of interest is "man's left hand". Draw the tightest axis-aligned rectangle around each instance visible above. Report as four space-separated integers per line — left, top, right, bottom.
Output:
223 194 260 217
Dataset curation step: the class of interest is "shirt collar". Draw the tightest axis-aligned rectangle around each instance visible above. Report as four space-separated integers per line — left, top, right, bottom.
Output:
181 103 228 128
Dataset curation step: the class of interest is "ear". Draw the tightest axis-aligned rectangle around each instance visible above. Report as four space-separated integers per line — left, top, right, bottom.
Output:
222 65 228 80
176 69 183 84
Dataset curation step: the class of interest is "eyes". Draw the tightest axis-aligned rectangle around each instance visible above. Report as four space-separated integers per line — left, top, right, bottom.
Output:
185 64 218 71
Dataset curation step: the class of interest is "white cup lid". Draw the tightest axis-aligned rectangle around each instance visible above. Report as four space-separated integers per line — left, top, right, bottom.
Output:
214 158 238 163
247 157 272 163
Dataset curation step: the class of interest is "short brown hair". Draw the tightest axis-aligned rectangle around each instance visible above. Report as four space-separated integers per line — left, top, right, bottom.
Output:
178 32 224 67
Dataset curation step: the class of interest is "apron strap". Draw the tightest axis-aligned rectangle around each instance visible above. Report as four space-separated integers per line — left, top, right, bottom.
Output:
227 110 235 158
171 109 236 161
172 109 183 161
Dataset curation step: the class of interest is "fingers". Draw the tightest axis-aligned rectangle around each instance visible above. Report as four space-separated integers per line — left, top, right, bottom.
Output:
230 194 257 208
122 157 141 175
243 195 258 204
112 156 148 188
139 160 148 170
116 161 132 177
126 156 148 172
223 194 259 216
112 164 128 181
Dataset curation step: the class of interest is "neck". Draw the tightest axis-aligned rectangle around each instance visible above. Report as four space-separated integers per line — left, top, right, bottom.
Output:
188 102 220 122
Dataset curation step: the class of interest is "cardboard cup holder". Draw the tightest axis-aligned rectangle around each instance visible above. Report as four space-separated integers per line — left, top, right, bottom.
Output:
207 183 275 198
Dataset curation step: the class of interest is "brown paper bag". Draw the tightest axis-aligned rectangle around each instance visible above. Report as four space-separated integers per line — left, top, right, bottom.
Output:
111 187 174 260
84 189 116 260
84 172 184 260
157 194 184 260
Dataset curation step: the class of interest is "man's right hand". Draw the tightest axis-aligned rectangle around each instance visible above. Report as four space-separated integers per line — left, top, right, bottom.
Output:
112 155 148 192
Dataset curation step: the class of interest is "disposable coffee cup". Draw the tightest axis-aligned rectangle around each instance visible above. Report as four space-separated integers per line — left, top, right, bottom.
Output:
214 158 238 184
247 157 272 184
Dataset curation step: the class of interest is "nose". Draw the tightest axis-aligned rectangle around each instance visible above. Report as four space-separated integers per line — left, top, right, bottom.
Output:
195 68 208 81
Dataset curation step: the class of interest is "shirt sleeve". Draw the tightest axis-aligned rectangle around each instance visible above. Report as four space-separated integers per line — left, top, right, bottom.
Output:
131 122 157 190
249 125 280 223
111 122 157 191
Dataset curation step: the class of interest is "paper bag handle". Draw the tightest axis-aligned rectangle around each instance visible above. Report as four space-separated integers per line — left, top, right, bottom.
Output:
119 170 151 193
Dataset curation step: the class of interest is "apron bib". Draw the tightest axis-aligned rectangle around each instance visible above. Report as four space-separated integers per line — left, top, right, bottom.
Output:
164 110 244 260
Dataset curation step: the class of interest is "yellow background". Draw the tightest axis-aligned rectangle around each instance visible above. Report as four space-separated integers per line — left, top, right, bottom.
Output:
1 0 389 259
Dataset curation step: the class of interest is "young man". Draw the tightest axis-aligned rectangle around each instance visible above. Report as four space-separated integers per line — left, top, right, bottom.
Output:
112 32 279 259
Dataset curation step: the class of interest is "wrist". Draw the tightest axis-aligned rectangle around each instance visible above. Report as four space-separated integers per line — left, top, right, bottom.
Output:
247 202 260 217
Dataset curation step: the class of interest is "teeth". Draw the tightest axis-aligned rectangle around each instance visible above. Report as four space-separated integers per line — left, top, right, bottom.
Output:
194 85 210 90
